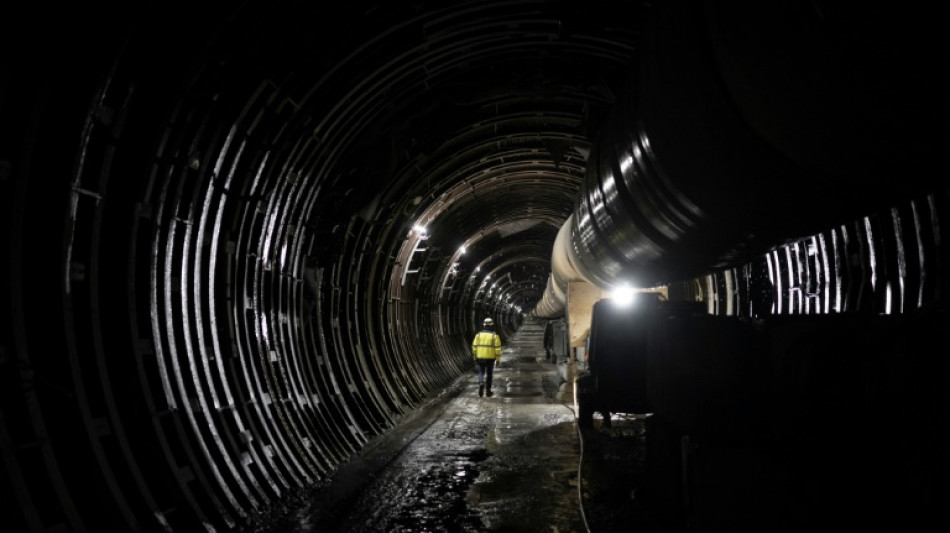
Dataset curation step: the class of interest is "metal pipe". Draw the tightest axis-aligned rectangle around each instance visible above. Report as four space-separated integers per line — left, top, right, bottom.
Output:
532 1 944 317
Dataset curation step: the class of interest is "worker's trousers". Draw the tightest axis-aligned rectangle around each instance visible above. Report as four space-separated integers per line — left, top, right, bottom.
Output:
475 359 496 391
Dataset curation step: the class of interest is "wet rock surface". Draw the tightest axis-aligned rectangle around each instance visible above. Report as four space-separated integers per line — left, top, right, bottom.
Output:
258 319 650 532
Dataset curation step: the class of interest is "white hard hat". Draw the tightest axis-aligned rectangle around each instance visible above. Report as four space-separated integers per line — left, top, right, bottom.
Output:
483 317 493 326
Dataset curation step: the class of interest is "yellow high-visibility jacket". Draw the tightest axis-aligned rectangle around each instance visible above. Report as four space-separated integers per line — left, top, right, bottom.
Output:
472 330 502 360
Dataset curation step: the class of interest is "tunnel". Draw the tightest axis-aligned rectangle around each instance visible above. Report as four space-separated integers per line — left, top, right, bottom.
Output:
2 1 948 531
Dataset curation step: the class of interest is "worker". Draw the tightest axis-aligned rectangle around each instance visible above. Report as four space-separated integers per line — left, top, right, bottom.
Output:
471 317 502 397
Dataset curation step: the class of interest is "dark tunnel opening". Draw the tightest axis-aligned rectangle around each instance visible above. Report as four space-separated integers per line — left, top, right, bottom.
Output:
2 1 948 531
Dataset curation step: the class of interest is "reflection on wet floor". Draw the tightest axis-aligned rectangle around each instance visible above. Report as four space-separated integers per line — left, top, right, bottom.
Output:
258 318 648 533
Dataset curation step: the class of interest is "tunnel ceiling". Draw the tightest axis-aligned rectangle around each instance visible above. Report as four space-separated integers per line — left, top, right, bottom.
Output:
145 0 643 317
270 0 643 312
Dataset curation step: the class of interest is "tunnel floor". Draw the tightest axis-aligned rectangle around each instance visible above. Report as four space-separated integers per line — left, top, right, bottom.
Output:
252 318 920 532
255 319 651 532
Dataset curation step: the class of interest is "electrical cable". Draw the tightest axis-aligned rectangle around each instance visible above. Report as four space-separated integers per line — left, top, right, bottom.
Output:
565 384 592 533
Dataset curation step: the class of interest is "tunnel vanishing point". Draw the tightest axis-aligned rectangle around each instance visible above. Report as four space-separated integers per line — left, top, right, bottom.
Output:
2 1 948 531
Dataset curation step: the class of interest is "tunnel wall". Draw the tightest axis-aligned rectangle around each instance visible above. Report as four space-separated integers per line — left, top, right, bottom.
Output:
0 6 476 532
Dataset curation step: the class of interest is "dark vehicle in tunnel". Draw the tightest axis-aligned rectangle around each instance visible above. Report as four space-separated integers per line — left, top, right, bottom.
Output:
575 295 950 529
638 309 950 531
576 293 669 427
2 1 948 531
575 294 708 428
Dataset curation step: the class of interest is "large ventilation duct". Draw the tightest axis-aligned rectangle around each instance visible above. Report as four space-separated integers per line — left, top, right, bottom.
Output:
532 1 945 318
530 214 592 318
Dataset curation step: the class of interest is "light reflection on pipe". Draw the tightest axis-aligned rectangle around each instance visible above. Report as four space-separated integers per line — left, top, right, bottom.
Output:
784 246 795 314
864 216 877 291
817 233 831 313
828 229 841 313
912 199 926 308
890 207 907 313
769 250 782 314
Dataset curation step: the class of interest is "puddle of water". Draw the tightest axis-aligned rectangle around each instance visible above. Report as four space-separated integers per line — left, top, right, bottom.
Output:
386 450 489 532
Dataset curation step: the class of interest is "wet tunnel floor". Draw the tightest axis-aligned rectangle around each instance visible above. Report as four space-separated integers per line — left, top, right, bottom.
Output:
256 321 651 533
